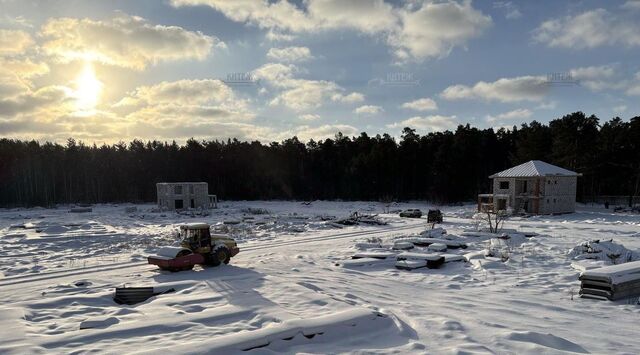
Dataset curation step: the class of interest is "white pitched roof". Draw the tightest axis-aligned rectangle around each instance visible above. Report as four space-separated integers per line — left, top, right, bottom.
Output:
490 160 579 178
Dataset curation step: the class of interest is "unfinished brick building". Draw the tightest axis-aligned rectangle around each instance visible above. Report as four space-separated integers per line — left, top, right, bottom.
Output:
156 182 217 210
478 160 580 214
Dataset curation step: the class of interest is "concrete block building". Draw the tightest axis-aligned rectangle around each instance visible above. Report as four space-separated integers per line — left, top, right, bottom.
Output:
156 182 217 210
478 160 580 214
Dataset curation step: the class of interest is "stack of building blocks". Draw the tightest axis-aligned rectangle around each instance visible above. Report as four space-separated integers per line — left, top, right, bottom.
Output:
580 260 640 301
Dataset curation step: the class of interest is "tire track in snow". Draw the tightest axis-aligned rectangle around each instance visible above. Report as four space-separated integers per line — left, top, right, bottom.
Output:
0 261 147 287
239 222 425 254
0 222 425 287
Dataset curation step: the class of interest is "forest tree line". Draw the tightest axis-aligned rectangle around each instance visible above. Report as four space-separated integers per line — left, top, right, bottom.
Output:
0 111 639 207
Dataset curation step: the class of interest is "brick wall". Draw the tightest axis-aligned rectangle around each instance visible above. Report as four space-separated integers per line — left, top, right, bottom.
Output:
492 176 576 214
540 176 577 214
156 183 209 210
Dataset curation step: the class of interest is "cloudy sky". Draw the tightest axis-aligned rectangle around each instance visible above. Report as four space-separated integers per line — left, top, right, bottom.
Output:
1 0 639 143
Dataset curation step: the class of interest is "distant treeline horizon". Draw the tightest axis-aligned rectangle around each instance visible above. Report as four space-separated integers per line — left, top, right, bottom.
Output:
1 111 639 207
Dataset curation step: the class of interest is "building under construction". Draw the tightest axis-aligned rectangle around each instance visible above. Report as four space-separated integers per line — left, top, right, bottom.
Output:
156 182 217 210
478 160 580 214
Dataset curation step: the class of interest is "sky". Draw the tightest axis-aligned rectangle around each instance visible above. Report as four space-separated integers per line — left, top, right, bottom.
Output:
0 0 639 144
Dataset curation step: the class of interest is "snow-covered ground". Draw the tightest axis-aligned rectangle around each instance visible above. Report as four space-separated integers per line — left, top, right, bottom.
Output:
1 201 639 354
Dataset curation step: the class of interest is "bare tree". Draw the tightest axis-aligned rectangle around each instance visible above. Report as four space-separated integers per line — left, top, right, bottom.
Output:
381 195 394 213
485 210 507 233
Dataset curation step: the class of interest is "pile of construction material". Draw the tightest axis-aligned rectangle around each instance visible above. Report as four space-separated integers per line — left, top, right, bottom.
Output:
341 228 469 271
613 205 640 214
568 239 639 266
397 237 467 249
395 252 464 270
461 228 538 238
344 248 465 270
579 260 640 301
394 228 468 250
391 228 468 270
342 227 539 272
333 213 387 227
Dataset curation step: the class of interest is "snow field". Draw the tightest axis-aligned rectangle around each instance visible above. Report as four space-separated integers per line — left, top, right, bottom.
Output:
1 201 640 353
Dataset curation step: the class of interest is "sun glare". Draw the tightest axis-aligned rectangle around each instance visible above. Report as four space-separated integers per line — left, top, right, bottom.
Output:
74 61 103 113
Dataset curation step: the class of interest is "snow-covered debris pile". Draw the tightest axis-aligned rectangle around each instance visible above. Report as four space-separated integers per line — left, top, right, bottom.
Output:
354 237 383 250
613 206 640 214
483 233 529 262
419 227 446 238
241 207 271 215
486 236 513 261
395 236 467 249
568 239 640 265
392 241 414 250
333 213 387 226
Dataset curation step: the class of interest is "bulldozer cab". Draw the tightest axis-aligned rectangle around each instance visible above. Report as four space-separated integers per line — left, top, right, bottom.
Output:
179 223 212 254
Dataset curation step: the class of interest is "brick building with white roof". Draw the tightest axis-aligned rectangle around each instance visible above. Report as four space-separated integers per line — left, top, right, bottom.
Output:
478 160 581 214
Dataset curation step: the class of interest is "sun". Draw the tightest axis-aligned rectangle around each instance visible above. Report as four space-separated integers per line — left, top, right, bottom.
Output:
74 61 103 113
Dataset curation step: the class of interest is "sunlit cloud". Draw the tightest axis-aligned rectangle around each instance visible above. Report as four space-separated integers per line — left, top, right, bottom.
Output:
0 58 49 79
40 13 221 69
440 75 549 102
268 80 342 111
1 1 638 144
332 92 365 104
265 30 296 42
0 29 34 55
267 46 313 62
400 98 438 111
114 79 236 109
354 105 384 115
299 113 320 121
172 0 492 62
0 85 72 118
533 9 640 49
253 62 364 112
111 78 259 140
387 115 460 133
389 1 492 61
493 1 522 20
486 108 532 123
0 58 49 98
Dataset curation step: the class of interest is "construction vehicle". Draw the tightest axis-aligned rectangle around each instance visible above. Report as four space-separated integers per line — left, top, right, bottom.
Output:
147 223 240 272
399 209 422 218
